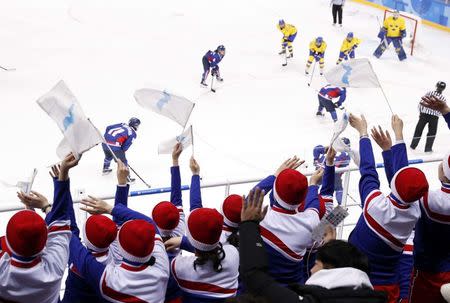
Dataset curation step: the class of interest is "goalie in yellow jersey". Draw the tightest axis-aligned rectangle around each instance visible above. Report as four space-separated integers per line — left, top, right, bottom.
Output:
336 32 361 65
305 37 327 76
277 19 297 58
373 10 407 61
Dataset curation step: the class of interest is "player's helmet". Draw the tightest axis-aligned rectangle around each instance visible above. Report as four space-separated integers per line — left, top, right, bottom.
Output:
279 19 285 27
436 81 446 91
393 10 400 18
316 37 323 45
216 45 226 54
128 117 141 131
342 137 351 146
347 32 354 39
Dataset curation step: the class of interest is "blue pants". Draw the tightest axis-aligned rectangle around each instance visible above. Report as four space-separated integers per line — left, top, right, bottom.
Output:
102 143 127 169
318 95 338 122
338 49 355 61
201 56 219 83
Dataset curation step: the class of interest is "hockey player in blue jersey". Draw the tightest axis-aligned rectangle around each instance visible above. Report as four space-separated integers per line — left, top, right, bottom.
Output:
316 85 347 122
201 45 226 87
313 140 351 205
102 117 140 177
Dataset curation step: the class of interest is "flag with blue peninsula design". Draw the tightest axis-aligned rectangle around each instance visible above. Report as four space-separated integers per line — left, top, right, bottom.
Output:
324 58 381 88
36 80 103 159
134 88 195 127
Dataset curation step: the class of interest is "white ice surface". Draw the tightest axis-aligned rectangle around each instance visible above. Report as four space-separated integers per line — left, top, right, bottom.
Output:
0 0 449 239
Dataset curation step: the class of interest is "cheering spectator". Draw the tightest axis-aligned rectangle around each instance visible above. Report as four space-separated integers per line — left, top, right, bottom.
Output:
348 114 428 303
410 152 450 303
0 153 76 303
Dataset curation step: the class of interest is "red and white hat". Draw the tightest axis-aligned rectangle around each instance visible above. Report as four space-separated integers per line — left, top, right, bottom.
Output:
273 169 308 210
118 219 156 263
187 208 224 251
83 215 117 253
443 152 450 180
152 201 180 236
6 210 47 257
221 194 243 228
390 167 429 203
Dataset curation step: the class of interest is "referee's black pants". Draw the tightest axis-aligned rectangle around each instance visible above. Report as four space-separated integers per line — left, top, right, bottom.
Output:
332 4 343 25
410 113 439 152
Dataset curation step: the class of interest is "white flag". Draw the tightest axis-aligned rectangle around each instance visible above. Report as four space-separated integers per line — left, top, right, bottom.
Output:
134 88 195 128
332 137 360 167
0 169 38 194
37 80 103 159
324 58 381 88
330 111 349 146
158 126 193 154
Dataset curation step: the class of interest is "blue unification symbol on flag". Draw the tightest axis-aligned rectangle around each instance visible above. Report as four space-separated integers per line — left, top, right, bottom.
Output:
341 64 352 85
176 135 186 143
157 90 171 111
63 104 75 131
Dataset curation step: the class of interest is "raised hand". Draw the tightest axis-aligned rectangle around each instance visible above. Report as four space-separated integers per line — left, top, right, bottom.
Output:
80 196 113 215
421 95 450 115
172 143 183 166
49 164 61 179
17 191 50 211
371 126 392 151
349 113 368 137
241 187 267 222
391 115 404 141
275 156 305 176
189 157 200 175
310 167 324 185
116 159 129 185
59 153 80 181
325 147 337 166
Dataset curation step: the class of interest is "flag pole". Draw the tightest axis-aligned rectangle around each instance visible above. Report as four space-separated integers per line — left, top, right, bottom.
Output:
368 61 394 114
191 125 195 157
88 119 151 188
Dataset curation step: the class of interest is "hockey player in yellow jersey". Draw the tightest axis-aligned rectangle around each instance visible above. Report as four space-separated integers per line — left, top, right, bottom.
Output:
277 19 297 58
373 10 407 60
306 37 327 75
336 32 361 65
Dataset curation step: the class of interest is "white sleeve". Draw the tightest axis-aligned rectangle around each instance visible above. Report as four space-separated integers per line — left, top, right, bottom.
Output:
42 220 72 278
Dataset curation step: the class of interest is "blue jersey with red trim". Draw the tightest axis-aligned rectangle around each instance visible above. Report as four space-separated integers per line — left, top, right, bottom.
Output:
104 123 136 151
349 139 414 286
204 51 223 69
313 145 350 169
318 85 347 106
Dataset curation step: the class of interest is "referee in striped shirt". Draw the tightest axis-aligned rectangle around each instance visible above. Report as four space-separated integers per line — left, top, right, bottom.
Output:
410 81 446 153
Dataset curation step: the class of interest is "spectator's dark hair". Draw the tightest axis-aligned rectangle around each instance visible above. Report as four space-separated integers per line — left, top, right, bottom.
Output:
226 294 268 303
316 240 370 274
227 229 239 248
194 243 226 273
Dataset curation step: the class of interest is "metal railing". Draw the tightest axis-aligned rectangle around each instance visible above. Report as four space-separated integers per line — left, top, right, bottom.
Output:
0 156 443 240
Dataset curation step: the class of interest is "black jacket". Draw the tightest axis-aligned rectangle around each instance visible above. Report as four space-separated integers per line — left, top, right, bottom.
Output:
238 221 388 303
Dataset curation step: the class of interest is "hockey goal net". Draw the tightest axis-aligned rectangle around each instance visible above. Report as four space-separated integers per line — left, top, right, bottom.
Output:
383 9 421 56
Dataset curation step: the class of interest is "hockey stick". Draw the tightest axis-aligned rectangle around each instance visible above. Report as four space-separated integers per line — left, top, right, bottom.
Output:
127 163 151 188
376 16 389 50
88 119 152 188
307 61 317 87
0 65 16 71
210 75 216 93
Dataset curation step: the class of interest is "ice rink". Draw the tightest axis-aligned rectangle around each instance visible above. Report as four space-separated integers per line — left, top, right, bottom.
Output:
0 0 449 237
